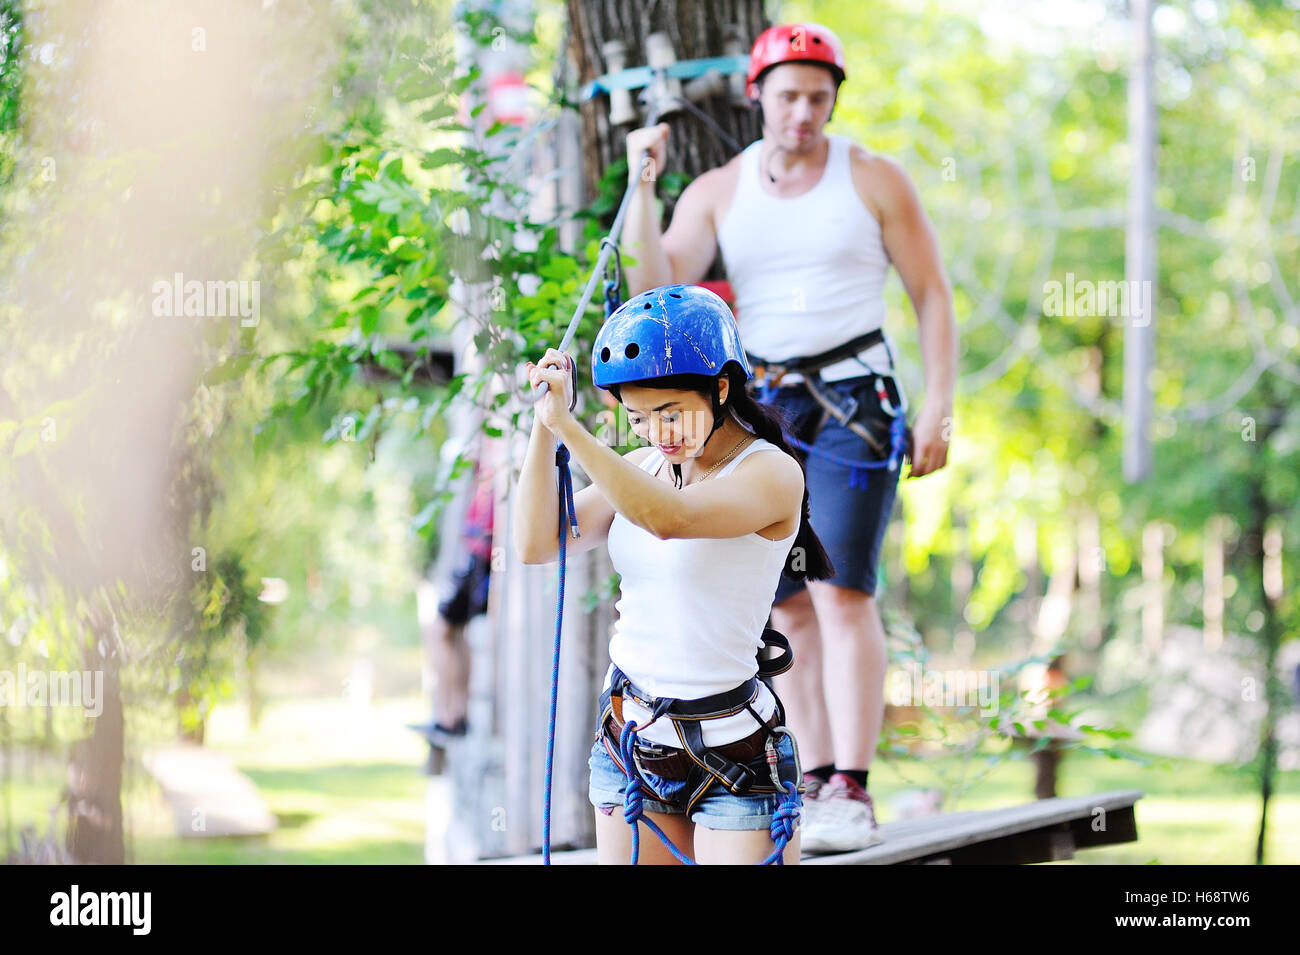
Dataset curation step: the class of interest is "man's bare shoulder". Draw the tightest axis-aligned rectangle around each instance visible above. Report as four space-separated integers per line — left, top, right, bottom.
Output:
847 142 912 223
681 155 743 207
707 150 746 182
847 140 894 167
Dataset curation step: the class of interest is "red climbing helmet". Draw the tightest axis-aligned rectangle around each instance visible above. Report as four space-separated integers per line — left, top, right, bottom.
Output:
746 23 847 100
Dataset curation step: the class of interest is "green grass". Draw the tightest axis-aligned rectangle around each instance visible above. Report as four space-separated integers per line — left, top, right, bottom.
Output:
4 693 1297 864
3 694 436 865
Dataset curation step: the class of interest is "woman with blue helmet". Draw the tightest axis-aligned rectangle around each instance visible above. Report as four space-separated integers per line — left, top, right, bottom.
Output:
515 284 835 864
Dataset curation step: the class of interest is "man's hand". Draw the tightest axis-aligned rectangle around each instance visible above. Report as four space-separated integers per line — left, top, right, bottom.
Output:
907 400 952 478
626 123 669 186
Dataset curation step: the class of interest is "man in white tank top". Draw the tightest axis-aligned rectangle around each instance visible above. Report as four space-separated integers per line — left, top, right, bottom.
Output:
620 22 958 853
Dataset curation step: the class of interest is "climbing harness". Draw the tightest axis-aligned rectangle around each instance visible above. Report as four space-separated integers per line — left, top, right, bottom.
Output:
747 330 912 480
598 629 803 865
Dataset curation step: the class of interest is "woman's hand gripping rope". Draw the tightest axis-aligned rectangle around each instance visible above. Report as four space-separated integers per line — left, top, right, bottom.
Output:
524 348 578 435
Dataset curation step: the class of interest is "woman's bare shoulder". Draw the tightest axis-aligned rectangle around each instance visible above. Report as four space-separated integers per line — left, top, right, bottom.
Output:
736 443 803 486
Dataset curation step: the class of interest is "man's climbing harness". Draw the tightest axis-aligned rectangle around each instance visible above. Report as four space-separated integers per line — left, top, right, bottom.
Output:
746 329 912 487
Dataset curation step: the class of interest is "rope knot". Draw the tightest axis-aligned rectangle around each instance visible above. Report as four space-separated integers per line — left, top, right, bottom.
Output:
623 775 645 825
554 444 570 467
768 782 801 848
770 804 798 843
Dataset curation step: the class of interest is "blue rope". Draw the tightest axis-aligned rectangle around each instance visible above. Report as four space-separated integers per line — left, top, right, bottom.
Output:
618 721 697 865
542 443 579 866
581 54 750 99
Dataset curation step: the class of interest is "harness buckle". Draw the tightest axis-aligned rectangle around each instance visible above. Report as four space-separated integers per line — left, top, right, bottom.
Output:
701 749 756 794
835 390 860 424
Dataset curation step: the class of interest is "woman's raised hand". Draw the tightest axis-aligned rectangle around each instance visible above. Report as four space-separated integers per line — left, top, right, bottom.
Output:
524 348 577 433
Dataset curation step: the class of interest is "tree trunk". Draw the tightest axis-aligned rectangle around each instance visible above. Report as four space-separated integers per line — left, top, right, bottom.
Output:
565 0 767 281
1244 382 1284 866
66 592 125 865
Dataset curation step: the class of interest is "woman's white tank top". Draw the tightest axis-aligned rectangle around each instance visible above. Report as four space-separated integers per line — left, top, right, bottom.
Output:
717 133 903 395
603 416 798 747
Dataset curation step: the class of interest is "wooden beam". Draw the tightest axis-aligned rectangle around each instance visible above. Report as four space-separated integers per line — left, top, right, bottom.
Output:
483 789 1145 865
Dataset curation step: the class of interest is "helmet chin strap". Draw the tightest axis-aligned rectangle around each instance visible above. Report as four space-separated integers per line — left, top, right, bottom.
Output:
670 384 727 490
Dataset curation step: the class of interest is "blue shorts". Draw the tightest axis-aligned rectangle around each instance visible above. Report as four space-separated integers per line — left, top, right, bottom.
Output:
757 375 902 602
587 730 803 832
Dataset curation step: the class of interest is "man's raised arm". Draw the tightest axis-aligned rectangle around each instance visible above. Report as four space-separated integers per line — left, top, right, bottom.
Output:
623 123 719 295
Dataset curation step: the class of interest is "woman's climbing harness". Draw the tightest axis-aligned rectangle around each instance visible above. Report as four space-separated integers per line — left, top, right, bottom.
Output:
600 631 804 865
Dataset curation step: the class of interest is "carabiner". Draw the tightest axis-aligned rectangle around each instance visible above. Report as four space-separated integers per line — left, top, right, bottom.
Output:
874 375 899 417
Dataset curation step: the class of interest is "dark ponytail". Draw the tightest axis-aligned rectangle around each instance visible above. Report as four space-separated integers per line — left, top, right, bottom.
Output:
724 369 836 583
612 367 836 583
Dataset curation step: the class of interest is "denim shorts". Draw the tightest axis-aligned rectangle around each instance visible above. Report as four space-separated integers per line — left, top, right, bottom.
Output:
587 729 803 832
756 375 902 602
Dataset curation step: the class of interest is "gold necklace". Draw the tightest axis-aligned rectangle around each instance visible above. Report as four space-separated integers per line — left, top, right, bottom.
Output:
692 433 755 485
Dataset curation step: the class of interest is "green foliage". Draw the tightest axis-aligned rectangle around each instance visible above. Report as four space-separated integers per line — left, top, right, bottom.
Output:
801 0 1299 666
877 608 1146 809
257 5 633 544
172 551 271 739
0 0 21 186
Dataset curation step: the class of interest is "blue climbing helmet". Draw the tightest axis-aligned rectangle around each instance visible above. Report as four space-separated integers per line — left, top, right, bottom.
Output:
592 284 752 457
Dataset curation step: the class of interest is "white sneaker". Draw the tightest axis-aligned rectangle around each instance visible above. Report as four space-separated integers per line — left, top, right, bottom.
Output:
798 772 829 831
801 773 884 853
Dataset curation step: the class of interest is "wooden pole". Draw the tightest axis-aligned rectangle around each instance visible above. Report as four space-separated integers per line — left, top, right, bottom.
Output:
1124 0 1156 482
1142 521 1165 655
1203 515 1225 651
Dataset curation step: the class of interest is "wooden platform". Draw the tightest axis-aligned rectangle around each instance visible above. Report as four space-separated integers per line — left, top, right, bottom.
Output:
482 789 1143 864
141 744 277 838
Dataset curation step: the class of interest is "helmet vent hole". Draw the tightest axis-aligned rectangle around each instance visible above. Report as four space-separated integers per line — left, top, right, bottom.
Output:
600 347 610 362
643 302 652 309
668 292 681 298
625 343 639 360
813 36 823 43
